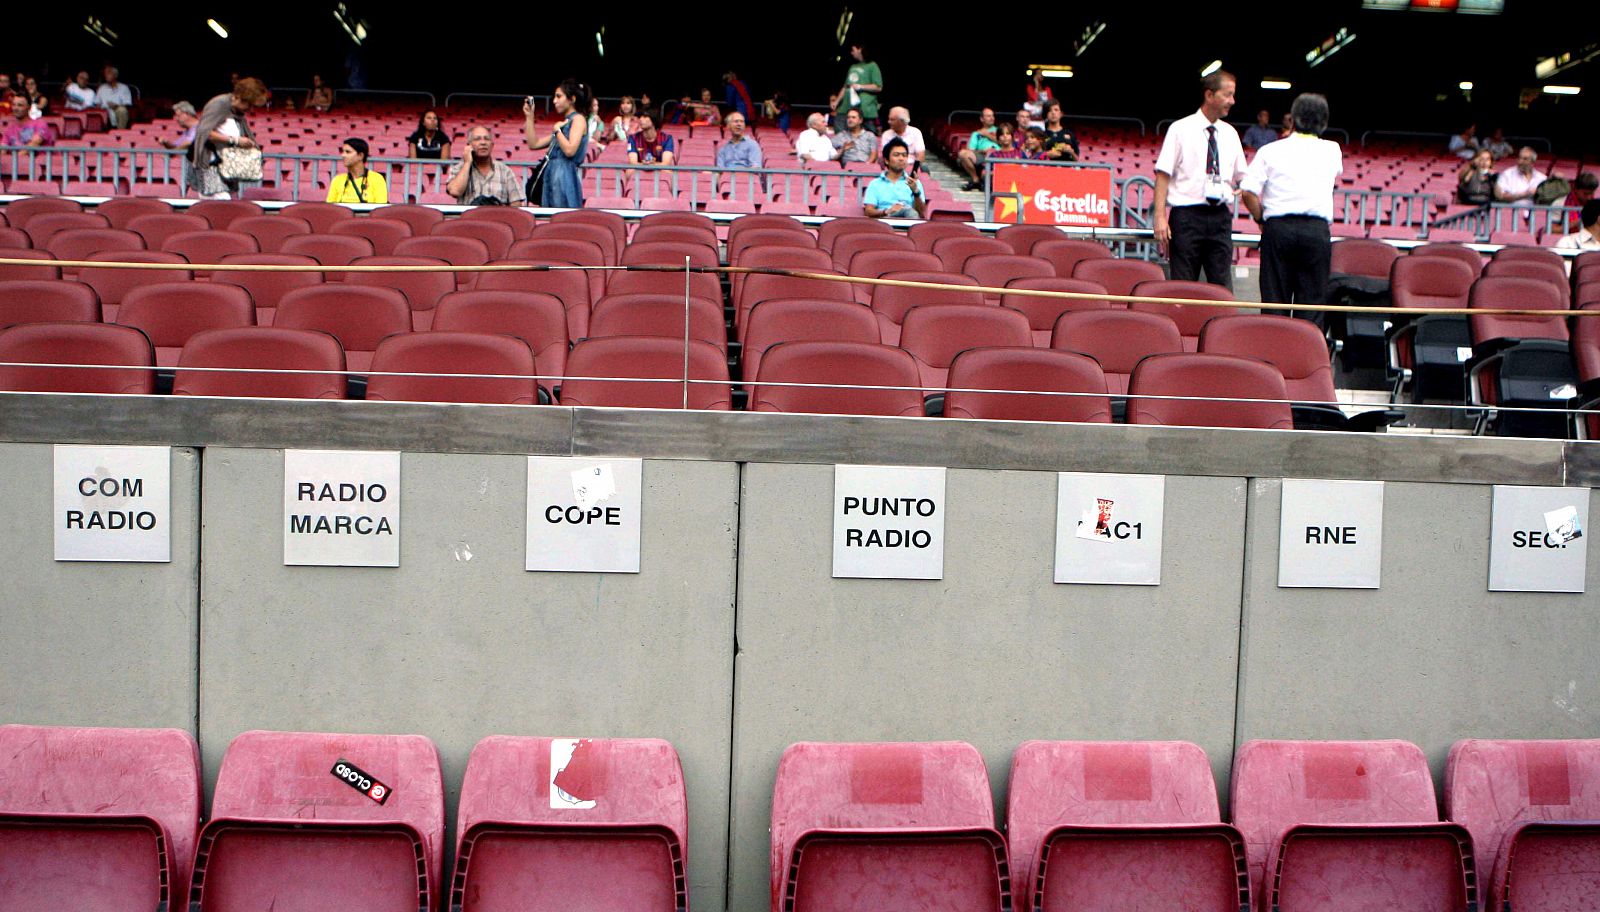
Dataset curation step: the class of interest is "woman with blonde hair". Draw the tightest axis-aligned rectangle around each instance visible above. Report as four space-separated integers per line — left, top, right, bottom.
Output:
610 95 640 144
191 76 268 199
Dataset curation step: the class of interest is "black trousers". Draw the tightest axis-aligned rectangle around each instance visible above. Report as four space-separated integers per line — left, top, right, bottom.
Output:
1168 204 1233 291
1260 215 1332 326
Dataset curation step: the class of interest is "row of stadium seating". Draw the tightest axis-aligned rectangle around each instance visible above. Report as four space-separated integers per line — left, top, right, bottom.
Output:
2 725 1595 912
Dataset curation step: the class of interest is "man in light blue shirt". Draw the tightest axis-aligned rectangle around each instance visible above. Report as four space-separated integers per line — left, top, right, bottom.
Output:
862 137 926 219
714 112 763 169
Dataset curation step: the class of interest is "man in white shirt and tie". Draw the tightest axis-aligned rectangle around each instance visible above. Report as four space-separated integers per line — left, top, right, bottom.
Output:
1241 93 1343 325
1153 70 1248 290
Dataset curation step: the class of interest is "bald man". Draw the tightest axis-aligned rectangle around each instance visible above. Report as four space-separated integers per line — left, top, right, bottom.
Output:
957 108 999 190
795 112 836 162
878 106 925 166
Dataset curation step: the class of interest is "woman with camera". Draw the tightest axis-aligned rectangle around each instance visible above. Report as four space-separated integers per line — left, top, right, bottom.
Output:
524 79 589 209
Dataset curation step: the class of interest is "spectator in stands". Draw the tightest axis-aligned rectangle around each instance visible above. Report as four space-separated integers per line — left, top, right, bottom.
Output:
994 121 1015 155
609 96 640 144
992 127 1049 161
1484 127 1514 160
638 93 654 120
1013 108 1033 144
446 126 525 206
2 94 54 146
1023 69 1053 119
764 91 791 133
957 108 1000 190
879 107 925 167
832 108 876 164
715 112 762 169
1152 69 1247 290
0 75 14 107
406 110 450 160
1448 124 1479 160
1242 109 1278 149
1566 172 1597 233
1040 99 1079 162
304 75 334 113
795 112 836 162
160 101 198 150
1556 200 1600 252
863 137 926 220
835 44 883 133
1494 147 1546 208
1278 112 1294 139
1457 148 1495 205
326 138 388 204
64 71 94 111
586 96 606 149
724 71 753 120
627 112 675 165
22 77 43 111
524 78 589 208
688 88 721 126
191 76 267 200
96 66 132 129
1241 93 1342 325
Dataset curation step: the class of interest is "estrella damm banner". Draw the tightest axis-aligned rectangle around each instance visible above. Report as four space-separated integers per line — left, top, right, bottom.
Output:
992 162 1115 227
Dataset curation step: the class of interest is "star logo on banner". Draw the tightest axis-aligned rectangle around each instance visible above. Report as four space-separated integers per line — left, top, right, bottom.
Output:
994 182 1022 223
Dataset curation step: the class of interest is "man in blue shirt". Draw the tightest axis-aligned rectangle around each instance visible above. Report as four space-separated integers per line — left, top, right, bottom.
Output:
714 112 763 169
862 137 926 219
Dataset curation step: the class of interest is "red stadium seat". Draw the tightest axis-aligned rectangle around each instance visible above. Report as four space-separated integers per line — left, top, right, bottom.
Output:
432 290 570 381
274 285 410 372
559 336 731 409
632 224 718 249
624 240 720 270
1033 238 1115 279
816 216 892 253
534 220 619 266
964 253 1054 304
346 256 457 329
331 217 413 256
393 235 492 278
1130 279 1239 351
45 228 147 274
1199 315 1336 404
1410 242 1483 274
1576 303 1600 384
1051 311 1185 396
0 322 154 393
0 226 29 249
589 293 727 352
900 303 1033 390
1483 258 1571 308
732 248 836 325
550 209 626 262
848 249 941 304
4 196 82 230
117 281 255 367
908 221 982 252
943 348 1112 422
509 237 607 301
230 215 313 254
830 231 913 272
366 331 538 404
174 327 347 399
1003 277 1113 346
1006 741 1248 912
161 230 259 276
1126 353 1294 429
0 725 201 912
280 201 356 234
474 259 594 339
1388 255 1478 401
1073 258 1165 299
751 340 924 416
728 213 809 245
1330 238 1401 278
460 205 538 239
96 197 173 231
369 203 445 236
639 211 716 234
1470 275 1567 345
432 219 516 261
281 233 377 279
770 741 1009 912
868 271 983 345
1233 740 1476 912
188 199 263 230
737 269 854 342
451 736 690 912
742 299 880 383
606 264 721 307
730 228 817 264
213 253 325 326
931 236 1013 273
0 249 61 281
997 224 1068 255
0 279 100 327
24 213 110 248
189 731 445 912
1445 739 1600 912
125 213 209 251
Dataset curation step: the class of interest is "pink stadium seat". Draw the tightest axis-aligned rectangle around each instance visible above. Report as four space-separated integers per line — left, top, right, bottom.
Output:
900 303 1033 390
449 736 690 912
366 331 538 404
189 731 445 912
432 218 516 261
0 249 60 281
4 196 82 230
589 293 727 352
1410 242 1483 274
461 205 538 239
1233 740 1476 912
0 226 29 249
559 336 731 409
346 255 457 329
1470 276 1567 345
330 217 413 256
816 216 893 254
125 213 209 251
1003 277 1113 347
584 194 637 211
1445 739 1600 912
1053 310 1186 396
758 200 812 216
161 230 259 276
1073 258 1165 299
737 269 854 341
931 236 1012 273
533 222 619 269
0 322 154 393
281 233 377 280
997 224 1068 255
230 215 313 254
964 254 1054 304
273 285 410 372
847 249 941 304
213 253 325 326
1330 238 1401 279
370 203 445 236
1033 239 1115 279
188 199 263 230
96 197 173 231
908 221 982 253
550 209 626 262
44 228 146 275
474 259 594 339
751 340 924 416
769 741 1009 912
869 271 983 345
281 201 357 234
1006 741 1247 912
0 725 201 912
174 327 347 399
1130 280 1239 351
432 290 570 382
0 278 100 326
943 348 1112 422
742 299 880 383
1126 353 1294 429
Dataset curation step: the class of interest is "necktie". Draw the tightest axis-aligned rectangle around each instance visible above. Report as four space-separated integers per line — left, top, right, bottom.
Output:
1205 125 1219 179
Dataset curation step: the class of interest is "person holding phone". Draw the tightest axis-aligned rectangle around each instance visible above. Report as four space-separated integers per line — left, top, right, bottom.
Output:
446 125 525 206
862 137 925 220
524 79 589 208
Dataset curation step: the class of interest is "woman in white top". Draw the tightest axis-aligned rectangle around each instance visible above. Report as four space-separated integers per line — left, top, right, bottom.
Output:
610 96 640 144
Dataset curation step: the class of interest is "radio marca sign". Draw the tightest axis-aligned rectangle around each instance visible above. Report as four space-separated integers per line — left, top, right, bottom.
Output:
992 162 1115 227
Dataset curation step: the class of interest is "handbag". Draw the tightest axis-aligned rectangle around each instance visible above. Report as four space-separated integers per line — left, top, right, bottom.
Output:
524 156 549 205
218 146 262 181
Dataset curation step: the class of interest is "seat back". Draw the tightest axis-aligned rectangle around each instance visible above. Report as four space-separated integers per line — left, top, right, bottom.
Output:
591 293 728 351
188 199 264 229
931 236 1011 273
432 290 570 382
1033 239 1114 279
213 253 326 325
76 251 191 315
1483 258 1571 307
632 223 719 249
816 216 894 253
97 198 173 231
117 282 255 364
1470 275 1567 344
475 259 595 339
1410 242 1483 274
907 221 982 252
729 213 809 245
1126 352 1294 429
1390 256 1476 310
559 336 731 409
393 234 492 269
0 249 60 281
943 348 1111 422
460 205 538 239
1575 303 1600 383
1330 238 1400 279
533 221 619 265
0 278 100 327
1131 279 1239 349
1200 314 1336 402
964 253 1055 303
742 299 880 383
4 196 83 229
549 209 626 260
1073 258 1166 298
27 211 112 246
174 327 346 399
869 271 983 343
125 213 209 251
347 255 457 326
1052 310 1184 395
280 201 357 233
280 233 377 272
831 232 914 272
0 322 154 393
161 230 259 275
230 215 313 254
273 285 410 369
366 331 537 404
623 240 720 270
1002 277 1112 345
997 224 1068 255
46 228 147 271
331 217 414 256
432 219 517 260
900 304 1032 388
370 203 445 236
751 341 925 416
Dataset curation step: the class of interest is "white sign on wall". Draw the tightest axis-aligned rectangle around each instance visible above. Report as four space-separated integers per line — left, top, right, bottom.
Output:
833 465 946 580
1054 472 1165 585
1489 485 1589 593
1278 479 1384 589
283 450 401 567
54 445 171 563
526 457 643 574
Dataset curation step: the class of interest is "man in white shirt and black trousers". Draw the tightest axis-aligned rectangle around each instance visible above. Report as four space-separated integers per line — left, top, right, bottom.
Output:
1153 70 1248 290
1241 93 1342 327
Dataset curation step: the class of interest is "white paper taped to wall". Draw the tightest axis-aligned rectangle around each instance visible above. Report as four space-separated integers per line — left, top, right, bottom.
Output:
571 465 617 509
1545 506 1584 544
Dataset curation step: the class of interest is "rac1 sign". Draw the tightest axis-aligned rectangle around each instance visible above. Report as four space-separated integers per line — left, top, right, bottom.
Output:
992 162 1115 227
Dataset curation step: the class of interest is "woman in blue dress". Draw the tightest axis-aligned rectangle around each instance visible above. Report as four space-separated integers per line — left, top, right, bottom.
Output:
523 78 588 208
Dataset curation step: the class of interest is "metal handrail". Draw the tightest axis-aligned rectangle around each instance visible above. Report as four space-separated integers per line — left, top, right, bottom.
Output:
1360 129 1553 154
578 161 888 211
446 93 554 113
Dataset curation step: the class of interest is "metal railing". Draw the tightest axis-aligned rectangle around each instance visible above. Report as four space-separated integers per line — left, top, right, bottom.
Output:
1335 190 1435 236
274 87 438 108
1431 202 1581 242
1359 129 1553 154
577 162 883 210
446 93 553 113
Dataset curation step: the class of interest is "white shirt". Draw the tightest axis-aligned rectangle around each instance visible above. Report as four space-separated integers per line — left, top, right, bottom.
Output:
1240 133 1343 221
1556 229 1600 251
64 83 95 110
795 128 834 162
1495 166 1546 207
96 83 132 108
1155 108 1248 207
878 125 925 159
